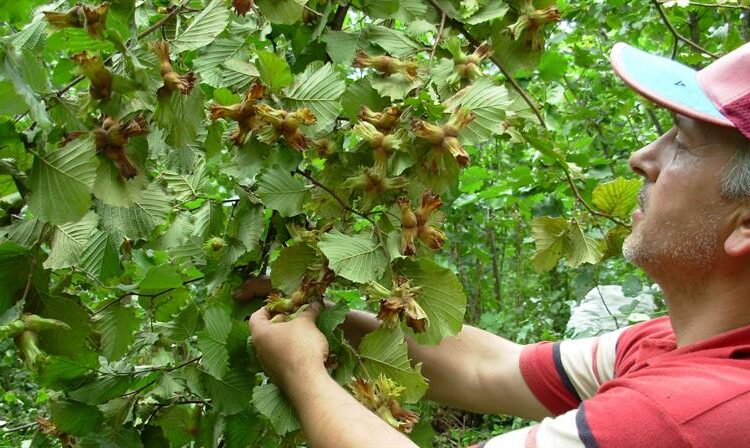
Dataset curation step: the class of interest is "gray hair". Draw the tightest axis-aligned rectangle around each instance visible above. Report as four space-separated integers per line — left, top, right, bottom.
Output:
720 137 750 201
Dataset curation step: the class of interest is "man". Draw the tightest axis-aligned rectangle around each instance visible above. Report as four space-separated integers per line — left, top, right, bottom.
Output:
249 41 750 447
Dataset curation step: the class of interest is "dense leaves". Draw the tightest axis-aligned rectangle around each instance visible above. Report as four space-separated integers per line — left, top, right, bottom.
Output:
1 0 745 446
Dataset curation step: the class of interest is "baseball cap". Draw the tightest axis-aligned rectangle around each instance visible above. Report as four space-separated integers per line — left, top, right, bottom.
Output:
610 42 750 140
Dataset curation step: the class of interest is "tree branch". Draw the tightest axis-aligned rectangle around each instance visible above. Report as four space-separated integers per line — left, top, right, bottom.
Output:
658 0 750 10
563 169 630 229
92 276 204 317
330 3 350 31
424 0 547 128
294 169 375 224
651 0 719 59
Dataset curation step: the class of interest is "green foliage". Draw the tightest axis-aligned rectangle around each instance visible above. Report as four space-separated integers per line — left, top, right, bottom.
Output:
0 0 740 445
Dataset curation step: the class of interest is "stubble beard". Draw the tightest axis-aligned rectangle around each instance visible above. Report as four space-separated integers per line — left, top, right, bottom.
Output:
622 210 722 275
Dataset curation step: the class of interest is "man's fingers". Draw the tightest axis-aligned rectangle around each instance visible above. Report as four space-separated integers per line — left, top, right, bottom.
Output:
298 302 321 322
249 307 271 331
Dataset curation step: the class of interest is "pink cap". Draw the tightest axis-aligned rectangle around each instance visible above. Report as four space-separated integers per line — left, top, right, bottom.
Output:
611 42 750 140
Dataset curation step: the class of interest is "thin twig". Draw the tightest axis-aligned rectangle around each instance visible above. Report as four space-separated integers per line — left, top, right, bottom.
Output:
2 421 38 433
92 276 204 317
303 5 323 17
424 0 547 128
429 13 447 64
563 169 630 229
651 0 719 59
257 212 277 276
294 169 375 224
658 0 750 10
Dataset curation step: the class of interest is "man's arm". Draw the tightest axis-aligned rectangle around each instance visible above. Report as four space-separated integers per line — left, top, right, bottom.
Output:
249 305 417 448
341 310 551 420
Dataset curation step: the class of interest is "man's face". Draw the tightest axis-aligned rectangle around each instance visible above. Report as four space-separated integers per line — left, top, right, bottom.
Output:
623 114 741 275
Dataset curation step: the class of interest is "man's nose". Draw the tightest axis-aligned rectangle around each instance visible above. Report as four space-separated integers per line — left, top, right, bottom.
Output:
629 131 668 181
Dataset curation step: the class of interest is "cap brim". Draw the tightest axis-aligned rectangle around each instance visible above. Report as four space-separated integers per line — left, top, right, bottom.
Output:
611 43 733 127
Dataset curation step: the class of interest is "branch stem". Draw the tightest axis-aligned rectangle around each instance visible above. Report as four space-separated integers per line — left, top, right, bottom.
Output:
424 0 547 128
294 169 375 224
651 0 719 59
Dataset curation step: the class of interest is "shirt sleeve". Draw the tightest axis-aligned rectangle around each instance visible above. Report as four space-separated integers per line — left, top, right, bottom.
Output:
519 327 627 415
470 386 687 448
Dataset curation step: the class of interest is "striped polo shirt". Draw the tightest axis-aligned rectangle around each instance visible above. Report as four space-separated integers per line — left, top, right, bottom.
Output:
472 317 750 447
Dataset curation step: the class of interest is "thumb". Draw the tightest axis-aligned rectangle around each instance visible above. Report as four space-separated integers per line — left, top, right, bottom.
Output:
298 302 321 322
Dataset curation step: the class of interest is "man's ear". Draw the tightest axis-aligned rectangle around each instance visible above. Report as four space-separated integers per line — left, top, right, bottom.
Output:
725 208 750 257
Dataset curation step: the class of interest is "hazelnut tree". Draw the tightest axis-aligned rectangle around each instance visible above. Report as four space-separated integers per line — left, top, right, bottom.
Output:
0 0 637 445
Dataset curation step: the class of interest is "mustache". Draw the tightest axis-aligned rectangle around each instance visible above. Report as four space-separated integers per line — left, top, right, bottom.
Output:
637 186 648 211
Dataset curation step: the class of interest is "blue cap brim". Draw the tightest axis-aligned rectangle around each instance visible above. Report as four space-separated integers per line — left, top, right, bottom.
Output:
611 43 732 127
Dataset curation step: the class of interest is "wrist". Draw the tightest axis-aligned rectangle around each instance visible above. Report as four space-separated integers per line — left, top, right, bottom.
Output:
281 360 330 397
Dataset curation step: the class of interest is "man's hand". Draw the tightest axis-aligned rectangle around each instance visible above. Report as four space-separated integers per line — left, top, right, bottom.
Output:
248 303 328 389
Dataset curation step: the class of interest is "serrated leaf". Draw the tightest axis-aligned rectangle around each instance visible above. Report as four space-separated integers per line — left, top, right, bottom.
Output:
37 293 93 358
202 367 255 415
530 216 569 272
46 27 114 53
39 355 97 390
321 30 364 65
318 231 387 284
78 230 121 281
256 166 310 217
270 243 319 295
162 160 206 202
340 79 390 121
444 78 512 145
96 302 139 361
167 303 200 342
193 38 245 73
139 264 183 292
5 218 46 248
256 0 306 24
70 375 133 405
567 222 603 268
397 258 467 346
257 50 292 92
205 237 247 291
11 18 46 51
531 217 601 272
93 160 146 207
370 74 421 101
97 182 172 240
44 211 98 270
360 0 400 19
317 300 349 345
28 137 98 225
224 412 263 448
592 177 641 218
153 88 205 149
198 306 232 379
1 47 51 129
154 406 196 447
49 400 103 436
171 0 231 54
282 62 346 135
227 201 264 252
367 26 423 58
193 200 225 239
358 326 428 403
464 0 509 24
252 383 301 435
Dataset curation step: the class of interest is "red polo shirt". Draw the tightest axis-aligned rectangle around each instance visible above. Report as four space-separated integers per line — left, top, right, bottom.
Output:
473 317 750 447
